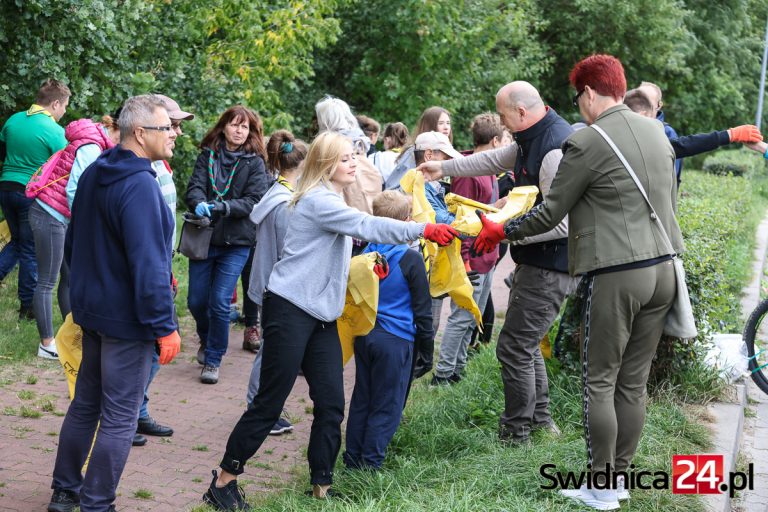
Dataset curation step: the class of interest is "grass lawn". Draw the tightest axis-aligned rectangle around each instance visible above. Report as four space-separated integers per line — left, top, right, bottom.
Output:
189 343 710 511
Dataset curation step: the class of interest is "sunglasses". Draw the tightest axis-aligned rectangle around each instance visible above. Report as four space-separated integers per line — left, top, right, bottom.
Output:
572 89 585 108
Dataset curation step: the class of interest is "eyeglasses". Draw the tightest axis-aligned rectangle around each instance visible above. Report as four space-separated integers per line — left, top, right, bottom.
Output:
141 125 174 132
572 89 585 108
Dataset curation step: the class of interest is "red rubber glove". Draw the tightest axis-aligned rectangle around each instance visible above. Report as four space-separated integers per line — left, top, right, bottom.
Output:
471 211 505 257
157 331 181 365
728 125 763 144
423 223 459 246
373 254 389 280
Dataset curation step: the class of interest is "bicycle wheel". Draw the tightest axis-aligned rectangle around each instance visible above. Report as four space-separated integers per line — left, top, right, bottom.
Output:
744 297 768 394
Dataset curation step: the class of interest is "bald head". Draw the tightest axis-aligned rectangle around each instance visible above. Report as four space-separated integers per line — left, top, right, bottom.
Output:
497 81 544 110
637 81 662 116
495 81 546 132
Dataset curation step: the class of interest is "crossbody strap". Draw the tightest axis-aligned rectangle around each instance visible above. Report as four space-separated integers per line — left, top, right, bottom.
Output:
590 124 675 255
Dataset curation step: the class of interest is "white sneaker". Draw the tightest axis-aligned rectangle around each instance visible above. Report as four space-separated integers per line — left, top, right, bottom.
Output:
37 340 58 360
616 475 629 501
560 485 620 510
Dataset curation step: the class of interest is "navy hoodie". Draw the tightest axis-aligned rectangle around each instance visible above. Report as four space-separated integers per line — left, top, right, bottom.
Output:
362 243 433 346
65 146 177 340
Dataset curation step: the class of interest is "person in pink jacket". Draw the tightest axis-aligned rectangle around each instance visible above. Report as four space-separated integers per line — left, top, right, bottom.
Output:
27 118 114 359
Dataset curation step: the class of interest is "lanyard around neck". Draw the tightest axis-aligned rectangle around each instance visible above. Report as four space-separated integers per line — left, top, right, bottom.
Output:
207 149 240 200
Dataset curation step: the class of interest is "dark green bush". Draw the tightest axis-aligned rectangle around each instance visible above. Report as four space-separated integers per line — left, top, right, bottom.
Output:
702 148 766 177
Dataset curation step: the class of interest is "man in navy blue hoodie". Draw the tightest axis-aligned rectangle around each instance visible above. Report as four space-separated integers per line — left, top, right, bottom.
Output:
48 95 181 512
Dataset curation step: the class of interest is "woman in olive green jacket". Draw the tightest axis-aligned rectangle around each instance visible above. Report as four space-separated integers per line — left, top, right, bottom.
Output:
468 55 682 511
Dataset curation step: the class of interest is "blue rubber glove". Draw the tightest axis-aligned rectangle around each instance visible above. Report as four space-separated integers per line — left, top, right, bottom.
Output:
195 202 211 217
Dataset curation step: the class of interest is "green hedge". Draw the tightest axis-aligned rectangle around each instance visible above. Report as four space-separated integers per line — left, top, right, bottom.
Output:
702 148 766 177
650 170 765 394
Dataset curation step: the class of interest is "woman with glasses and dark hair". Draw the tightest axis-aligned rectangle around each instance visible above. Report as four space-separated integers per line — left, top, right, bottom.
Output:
185 105 269 385
467 54 684 510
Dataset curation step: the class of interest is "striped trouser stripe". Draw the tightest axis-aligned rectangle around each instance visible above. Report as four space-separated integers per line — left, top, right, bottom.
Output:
581 275 595 467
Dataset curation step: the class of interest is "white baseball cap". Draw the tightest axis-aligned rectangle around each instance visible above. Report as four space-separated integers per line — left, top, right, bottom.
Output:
414 131 463 159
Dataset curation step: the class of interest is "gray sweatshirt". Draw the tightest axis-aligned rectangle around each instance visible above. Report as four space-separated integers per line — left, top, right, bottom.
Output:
266 185 426 322
247 180 292 306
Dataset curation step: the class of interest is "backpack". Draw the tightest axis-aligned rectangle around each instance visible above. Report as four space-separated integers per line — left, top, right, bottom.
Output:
25 150 68 199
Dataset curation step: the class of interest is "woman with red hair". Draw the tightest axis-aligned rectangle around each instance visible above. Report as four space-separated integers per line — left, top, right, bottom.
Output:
470 54 683 510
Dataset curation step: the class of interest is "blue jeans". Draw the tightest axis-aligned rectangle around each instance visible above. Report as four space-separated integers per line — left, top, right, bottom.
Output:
29 201 70 339
139 351 160 420
0 189 37 306
51 330 154 511
436 268 495 378
343 325 413 469
187 245 250 367
0 241 18 280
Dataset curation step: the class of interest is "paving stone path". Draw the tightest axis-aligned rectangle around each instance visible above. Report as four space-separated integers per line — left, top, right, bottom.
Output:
0 257 515 511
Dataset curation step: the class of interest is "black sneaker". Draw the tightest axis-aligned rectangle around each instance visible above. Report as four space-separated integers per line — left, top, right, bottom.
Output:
202 470 251 511
19 304 34 321
449 373 462 384
47 489 79 512
269 417 294 435
137 416 174 437
430 375 453 386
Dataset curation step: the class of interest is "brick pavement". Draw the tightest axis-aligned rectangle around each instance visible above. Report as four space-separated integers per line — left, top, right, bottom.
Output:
0 256 515 512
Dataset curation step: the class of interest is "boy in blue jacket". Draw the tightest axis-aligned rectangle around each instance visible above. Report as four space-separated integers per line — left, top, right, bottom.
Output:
343 191 434 470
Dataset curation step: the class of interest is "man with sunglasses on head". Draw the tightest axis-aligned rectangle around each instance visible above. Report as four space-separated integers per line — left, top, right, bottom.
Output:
48 94 181 512
417 81 576 445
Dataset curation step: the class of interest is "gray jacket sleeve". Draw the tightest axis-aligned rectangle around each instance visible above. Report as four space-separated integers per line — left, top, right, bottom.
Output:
441 143 518 177
309 190 426 243
510 149 569 245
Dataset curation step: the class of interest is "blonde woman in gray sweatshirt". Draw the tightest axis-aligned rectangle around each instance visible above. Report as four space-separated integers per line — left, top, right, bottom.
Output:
203 131 459 509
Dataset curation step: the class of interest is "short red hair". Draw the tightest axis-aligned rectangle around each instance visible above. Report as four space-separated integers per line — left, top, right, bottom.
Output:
569 54 627 101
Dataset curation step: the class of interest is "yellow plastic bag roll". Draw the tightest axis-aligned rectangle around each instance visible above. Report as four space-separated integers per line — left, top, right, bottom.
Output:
447 186 540 236
338 253 380 365
485 185 539 224
56 313 83 400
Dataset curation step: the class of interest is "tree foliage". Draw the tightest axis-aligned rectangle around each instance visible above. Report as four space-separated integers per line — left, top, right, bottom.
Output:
1 0 768 169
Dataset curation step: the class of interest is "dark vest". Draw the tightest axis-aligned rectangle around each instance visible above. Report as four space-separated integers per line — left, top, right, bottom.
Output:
509 108 573 273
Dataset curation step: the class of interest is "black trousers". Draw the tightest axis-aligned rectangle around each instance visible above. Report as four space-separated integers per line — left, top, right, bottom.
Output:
221 292 345 485
239 246 259 327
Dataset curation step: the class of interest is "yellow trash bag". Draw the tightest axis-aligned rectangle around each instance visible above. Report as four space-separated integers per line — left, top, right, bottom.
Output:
56 313 83 400
400 170 482 328
0 220 11 251
55 313 97 472
338 253 380 365
540 332 552 360
446 186 540 236
445 193 499 236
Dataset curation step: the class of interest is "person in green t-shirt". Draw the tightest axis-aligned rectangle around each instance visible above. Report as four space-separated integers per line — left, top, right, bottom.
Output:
0 79 69 322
